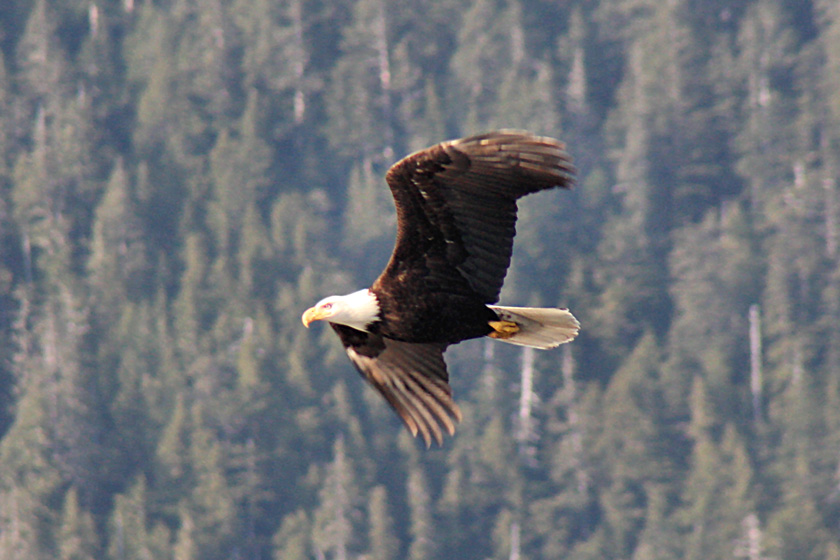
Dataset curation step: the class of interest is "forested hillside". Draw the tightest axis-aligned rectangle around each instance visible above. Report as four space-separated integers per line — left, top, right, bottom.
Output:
1 0 840 558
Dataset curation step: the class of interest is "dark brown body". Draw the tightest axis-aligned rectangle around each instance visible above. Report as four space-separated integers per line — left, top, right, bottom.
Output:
370 284 497 344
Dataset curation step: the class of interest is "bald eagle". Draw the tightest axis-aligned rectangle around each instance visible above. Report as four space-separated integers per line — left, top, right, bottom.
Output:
302 131 579 446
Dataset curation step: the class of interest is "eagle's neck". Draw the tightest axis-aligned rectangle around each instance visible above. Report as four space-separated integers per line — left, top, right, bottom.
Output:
333 289 380 332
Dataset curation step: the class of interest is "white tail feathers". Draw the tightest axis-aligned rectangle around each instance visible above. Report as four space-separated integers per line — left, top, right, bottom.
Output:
487 306 580 349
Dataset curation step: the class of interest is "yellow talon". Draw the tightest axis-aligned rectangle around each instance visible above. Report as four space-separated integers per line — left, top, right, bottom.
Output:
488 320 519 339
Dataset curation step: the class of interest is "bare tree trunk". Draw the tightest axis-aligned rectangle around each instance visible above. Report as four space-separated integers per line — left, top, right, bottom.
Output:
749 304 763 425
825 175 837 258
289 0 307 124
562 344 588 495
822 129 837 258
482 339 499 405
509 520 521 560
517 347 536 462
373 0 393 158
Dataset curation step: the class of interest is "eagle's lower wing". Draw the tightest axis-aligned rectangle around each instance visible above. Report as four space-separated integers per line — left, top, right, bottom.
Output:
331 324 459 447
380 130 574 303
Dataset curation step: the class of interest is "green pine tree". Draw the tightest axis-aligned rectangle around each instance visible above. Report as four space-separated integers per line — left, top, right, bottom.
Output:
58 487 100 560
367 485 398 560
107 475 171 560
272 510 310 560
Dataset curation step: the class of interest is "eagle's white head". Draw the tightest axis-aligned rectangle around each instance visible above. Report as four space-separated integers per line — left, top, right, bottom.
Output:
301 289 380 332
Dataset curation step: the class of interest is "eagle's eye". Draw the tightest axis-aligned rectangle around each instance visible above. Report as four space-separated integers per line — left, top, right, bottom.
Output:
322 303 333 310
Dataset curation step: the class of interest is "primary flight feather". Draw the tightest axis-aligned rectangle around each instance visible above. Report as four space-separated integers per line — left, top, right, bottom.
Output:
302 130 579 446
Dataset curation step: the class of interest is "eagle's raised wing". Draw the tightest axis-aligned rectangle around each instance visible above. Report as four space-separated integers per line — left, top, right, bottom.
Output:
376 131 574 303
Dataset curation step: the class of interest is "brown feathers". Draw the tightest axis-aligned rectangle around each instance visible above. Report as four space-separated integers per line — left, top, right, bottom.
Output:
317 131 575 446
382 130 574 302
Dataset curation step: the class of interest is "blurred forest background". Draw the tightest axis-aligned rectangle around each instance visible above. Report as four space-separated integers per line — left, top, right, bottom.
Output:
1 0 840 558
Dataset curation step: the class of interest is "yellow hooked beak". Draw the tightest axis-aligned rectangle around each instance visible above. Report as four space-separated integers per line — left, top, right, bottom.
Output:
301 306 328 328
